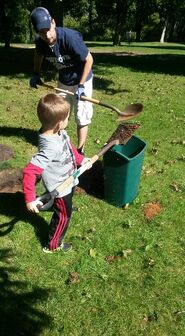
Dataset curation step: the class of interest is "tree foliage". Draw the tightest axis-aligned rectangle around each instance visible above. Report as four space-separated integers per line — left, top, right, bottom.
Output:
0 0 185 46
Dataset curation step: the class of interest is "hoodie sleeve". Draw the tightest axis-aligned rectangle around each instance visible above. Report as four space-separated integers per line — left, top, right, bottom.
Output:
23 162 44 203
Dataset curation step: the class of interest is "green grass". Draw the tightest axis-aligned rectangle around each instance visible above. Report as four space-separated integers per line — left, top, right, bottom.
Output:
0 42 185 336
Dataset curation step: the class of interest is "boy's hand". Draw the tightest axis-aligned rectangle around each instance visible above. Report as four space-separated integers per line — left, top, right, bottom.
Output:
81 157 92 170
26 200 43 213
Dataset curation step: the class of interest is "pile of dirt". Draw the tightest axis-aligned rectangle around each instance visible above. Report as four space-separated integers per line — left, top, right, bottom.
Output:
107 123 140 145
0 144 14 161
143 201 162 220
0 169 23 193
0 142 103 197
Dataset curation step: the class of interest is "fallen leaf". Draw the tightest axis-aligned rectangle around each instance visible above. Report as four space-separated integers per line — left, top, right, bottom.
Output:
150 147 158 154
164 159 177 165
94 139 101 144
171 139 185 145
69 272 80 284
89 248 96 258
105 255 119 262
145 243 154 252
122 249 132 258
142 310 158 322
148 258 155 267
178 155 185 161
99 273 109 281
122 220 132 229
170 182 181 192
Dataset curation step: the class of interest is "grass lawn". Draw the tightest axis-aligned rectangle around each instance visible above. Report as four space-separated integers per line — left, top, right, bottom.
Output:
0 42 185 336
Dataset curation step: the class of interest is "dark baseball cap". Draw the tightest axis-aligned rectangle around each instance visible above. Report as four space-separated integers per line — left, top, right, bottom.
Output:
30 7 52 32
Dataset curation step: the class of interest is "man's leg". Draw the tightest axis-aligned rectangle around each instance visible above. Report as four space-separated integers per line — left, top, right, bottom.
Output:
76 77 93 153
57 77 93 151
77 124 88 154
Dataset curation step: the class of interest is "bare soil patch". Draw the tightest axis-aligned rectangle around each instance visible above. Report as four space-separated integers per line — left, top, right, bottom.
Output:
143 201 162 220
0 169 23 193
0 144 14 162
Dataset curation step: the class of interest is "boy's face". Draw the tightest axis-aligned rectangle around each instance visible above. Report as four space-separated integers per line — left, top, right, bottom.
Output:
37 19 56 45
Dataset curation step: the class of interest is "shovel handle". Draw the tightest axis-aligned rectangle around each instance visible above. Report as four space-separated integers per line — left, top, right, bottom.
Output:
47 86 143 118
37 139 119 211
55 87 122 115
55 87 101 104
56 140 118 194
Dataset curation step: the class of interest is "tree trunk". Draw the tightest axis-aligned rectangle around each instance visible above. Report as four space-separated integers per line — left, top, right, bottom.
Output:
0 0 10 47
113 0 128 46
168 19 176 42
160 19 168 43
135 22 142 42
88 0 94 40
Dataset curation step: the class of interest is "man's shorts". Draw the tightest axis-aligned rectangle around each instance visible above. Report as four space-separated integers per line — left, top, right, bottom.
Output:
57 76 93 126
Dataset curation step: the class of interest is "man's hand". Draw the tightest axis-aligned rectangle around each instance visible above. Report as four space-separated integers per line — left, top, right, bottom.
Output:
76 84 85 100
26 200 43 213
29 73 43 88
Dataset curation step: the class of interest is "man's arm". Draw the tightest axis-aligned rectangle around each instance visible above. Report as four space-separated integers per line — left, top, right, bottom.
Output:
79 51 93 85
29 50 44 88
33 50 44 74
76 51 93 99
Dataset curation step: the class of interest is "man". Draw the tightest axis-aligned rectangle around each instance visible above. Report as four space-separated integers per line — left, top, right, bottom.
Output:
30 7 93 154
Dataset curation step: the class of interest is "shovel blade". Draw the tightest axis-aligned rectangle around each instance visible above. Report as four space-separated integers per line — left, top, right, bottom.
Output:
116 103 143 121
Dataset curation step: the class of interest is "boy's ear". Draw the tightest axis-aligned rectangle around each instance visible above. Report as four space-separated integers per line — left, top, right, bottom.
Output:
54 121 61 133
58 120 64 129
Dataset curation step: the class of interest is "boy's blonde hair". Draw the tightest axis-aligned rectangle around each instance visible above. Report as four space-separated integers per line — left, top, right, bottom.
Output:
37 93 70 128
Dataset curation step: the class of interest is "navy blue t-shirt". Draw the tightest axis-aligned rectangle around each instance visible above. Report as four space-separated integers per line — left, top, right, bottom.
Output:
35 27 92 85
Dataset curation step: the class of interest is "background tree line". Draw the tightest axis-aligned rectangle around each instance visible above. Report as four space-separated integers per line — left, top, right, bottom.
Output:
0 0 185 47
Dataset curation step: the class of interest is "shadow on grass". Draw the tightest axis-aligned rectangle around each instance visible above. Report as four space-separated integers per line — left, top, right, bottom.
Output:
1 44 185 81
92 52 185 77
78 161 104 199
0 45 34 76
0 126 38 147
0 192 48 246
93 75 131 95
0 248 52 336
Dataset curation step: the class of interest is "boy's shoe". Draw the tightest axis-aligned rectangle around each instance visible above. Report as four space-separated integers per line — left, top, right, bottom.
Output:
59 242 72 252
42 247 54 253
72 206 78 212
42 242 72 253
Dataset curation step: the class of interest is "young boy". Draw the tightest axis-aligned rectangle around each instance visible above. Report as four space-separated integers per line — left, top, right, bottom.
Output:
23 93 91 253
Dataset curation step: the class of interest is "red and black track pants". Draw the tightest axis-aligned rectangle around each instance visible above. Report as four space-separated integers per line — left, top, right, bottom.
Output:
47 189 74 250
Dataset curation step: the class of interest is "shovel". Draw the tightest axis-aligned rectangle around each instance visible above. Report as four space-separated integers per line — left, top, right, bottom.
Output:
55 87 143 121
42 83 143 121
36 123 140 211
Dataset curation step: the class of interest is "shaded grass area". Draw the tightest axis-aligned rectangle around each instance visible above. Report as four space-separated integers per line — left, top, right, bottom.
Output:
0 42 185 335
1 42 185 78
0 248 52 336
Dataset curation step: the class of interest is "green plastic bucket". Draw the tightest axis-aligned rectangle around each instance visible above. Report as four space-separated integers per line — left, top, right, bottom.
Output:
103 135 146 206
